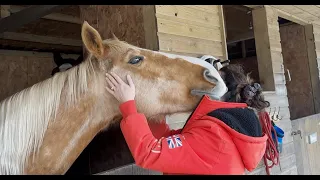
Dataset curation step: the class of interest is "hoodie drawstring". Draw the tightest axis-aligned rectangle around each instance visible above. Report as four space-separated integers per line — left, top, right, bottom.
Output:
258 111 280 175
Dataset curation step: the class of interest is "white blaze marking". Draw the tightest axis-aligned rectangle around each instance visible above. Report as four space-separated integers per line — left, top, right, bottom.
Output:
155 51 228 99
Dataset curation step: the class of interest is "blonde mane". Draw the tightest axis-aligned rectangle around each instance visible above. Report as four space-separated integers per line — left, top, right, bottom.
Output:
0 57 99 175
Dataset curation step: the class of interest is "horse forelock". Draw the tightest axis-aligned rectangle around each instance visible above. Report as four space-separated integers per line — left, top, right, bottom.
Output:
0 59 103 175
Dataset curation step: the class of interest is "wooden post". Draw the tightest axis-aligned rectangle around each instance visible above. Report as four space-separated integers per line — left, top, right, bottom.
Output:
252 7 277 91
0 5 68 33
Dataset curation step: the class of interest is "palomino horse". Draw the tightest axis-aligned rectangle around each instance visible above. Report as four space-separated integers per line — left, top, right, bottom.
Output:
0 21 227 175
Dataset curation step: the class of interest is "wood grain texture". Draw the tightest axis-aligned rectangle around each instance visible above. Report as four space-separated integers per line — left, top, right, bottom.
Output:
280 23 316 119
80 5 147 48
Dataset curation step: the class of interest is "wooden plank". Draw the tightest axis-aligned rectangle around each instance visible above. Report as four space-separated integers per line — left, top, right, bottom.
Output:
271 154 297 174
0 5 10 18
313 24 320 34
304 114 320 174
142 5 159 51
0 5 68 33
272 61 285 74
252 7 276 91
157 32 224 56
218 5 228 59
271 51 283 63
268 28 281 42
248 154 296 175
271 5 318 22
265 94 289 108
291 118 311 175
156 17 222 41
159 49 202 58
305 24 320 114
132 164 162 175
186 5 219 14
274 73 286 85
267 5 309 25
244 5 264 9
0 32 82 47
9 5 81 24
275 84 287 96
0 54 28 101
0 50 79 60
27 56 54 87
226 30 254 44
294 5 320 18
274 118 292 134
314 34 320 44
270 39 282 52
280 166 298 175
314 41 320 50
155 5 220 28
155 13 220 30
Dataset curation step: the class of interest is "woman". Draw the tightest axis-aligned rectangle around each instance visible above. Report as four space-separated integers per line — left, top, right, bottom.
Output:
105 64 272 175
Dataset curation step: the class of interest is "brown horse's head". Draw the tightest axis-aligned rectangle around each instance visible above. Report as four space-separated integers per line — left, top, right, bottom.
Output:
81 21 227 119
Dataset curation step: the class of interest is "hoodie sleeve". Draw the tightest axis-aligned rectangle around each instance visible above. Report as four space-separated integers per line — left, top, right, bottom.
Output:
119 100 209 174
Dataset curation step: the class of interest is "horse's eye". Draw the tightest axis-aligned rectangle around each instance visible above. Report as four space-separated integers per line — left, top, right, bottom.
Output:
129 56 144 64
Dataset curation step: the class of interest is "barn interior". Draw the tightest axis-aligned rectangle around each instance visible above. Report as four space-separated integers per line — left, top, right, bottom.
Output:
223 5 260 83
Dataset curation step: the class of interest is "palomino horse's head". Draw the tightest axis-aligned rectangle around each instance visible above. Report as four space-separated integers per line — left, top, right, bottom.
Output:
81 21 227 118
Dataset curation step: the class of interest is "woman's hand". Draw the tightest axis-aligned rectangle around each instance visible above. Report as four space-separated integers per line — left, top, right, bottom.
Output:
105 72 136 104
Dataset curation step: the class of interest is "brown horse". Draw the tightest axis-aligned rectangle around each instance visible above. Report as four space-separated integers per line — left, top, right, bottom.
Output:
0 21 227 175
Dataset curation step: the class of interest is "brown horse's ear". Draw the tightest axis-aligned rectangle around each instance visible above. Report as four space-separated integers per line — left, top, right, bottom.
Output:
81 21 106 59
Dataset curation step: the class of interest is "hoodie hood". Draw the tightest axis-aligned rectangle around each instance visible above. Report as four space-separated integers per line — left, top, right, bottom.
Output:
184 95 267 171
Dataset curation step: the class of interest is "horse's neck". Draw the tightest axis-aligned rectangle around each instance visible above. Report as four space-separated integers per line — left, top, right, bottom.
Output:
24 73 121 174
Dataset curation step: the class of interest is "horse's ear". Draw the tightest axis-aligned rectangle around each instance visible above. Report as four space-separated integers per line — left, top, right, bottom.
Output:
81 21 106 59
53 52 64 66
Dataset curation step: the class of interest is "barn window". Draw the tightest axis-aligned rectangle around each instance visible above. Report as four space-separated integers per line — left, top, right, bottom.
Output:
223 5 261 84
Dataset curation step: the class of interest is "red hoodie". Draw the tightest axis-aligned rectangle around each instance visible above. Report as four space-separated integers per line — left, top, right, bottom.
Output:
120 95 268 175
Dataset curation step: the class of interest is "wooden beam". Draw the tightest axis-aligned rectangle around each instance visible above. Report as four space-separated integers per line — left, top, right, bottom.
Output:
244 5 264 9
1 5 10 18
266 5 309 25
142 5 158 51
252 7 276 91
0 32 82 47
227 30 254 44
0 5 68 33
218 5 228 60
9 5 81 24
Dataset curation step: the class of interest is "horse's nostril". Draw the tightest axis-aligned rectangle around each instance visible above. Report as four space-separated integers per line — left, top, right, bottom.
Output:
203 69 218 84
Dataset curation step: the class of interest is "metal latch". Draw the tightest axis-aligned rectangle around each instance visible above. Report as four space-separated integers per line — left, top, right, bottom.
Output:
291 130 302 139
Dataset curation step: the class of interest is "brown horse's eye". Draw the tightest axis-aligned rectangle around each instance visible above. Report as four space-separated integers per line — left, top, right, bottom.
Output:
129 56 144 64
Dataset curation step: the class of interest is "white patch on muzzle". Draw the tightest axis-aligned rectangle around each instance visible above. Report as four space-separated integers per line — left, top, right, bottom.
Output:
156 52 228 100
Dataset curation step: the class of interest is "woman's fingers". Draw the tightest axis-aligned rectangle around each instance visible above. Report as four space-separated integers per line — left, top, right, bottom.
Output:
105 86 115 95
126 74 135 88
106 76 116 89
106 73 118 87
110 72 124 85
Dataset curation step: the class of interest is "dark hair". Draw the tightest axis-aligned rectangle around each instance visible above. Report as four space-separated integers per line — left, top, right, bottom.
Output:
219 64 270 111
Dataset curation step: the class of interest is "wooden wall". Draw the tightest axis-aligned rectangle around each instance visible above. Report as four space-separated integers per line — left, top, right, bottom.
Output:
0 50 81 101
246 6 297 175
155 5 227 60
0 50 55 101
292 114 320 175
